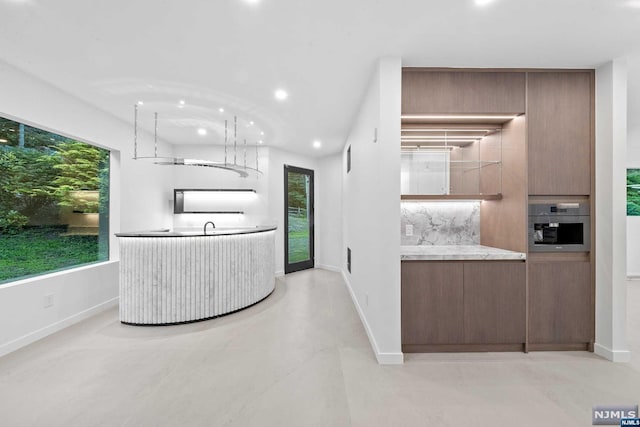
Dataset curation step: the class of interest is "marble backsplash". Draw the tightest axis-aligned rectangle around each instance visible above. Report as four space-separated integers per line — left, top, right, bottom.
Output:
401 201 480 245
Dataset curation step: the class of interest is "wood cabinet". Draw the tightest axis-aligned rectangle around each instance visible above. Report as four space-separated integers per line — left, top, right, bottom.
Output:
402 70 526 114
529 259 593 345
401 261 525 350
463 262 526 344
401 262 464 345
527 71 593 195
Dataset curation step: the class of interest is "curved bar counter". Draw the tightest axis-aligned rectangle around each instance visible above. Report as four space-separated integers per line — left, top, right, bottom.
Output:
116 226 276 325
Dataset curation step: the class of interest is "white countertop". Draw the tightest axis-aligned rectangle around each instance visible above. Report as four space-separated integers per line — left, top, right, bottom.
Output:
401 245 526 261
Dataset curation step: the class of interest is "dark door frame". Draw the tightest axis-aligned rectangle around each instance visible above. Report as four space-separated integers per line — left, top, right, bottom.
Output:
284 164 315 274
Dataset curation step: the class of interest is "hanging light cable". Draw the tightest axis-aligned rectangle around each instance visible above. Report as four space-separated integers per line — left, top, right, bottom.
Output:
154 112 158 158
234 116 237 165
133 104 138 159
224 119 228 166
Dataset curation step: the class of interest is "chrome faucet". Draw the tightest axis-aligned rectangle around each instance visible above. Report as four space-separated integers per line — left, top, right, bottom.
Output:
203 221 216 235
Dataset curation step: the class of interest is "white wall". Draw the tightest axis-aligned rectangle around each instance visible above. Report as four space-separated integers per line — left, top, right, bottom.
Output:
0 263 119 357
168 144 342 276
342 57 402 364
170 145 269 229
0 60 172 357
627 53 640 277
628 146 640 278
316 153 343 271
594 58 631 362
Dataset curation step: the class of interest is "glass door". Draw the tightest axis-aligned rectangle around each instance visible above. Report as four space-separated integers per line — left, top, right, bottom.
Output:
284 165 314 273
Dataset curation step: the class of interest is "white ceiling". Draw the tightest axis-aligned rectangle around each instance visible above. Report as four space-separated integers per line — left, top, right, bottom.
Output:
1 0 639 156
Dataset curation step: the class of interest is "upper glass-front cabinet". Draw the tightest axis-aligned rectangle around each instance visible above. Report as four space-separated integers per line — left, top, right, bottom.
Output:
401 124 502 199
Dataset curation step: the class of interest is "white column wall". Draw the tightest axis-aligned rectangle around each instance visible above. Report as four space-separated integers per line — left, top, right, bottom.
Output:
626 53 640 278
595 58 631 362
316 153 343 271
342 57 402 364
0 60 172 357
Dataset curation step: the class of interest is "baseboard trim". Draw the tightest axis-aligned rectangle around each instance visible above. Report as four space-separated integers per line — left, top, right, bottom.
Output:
316 264 342 273
404 343 525 353
594 343 632 362
341 270 404 365
0 297 119 358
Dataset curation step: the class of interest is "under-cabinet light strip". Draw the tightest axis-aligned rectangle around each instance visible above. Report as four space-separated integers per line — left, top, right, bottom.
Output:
401 139 478 143
402 128 496 132
401 114 519 120
175 189 256 192
402 146 455 150
401 135 483 140
175 211 245 214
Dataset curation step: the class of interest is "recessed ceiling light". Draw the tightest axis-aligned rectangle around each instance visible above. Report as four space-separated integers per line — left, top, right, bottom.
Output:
197 128 207 136
179 100 185 105
219 108 224 113
258 140 264 144
474 0 495 5
243 0 260 4
249 121 254 126
137 101 144 106
274 89 288 101
260 131 264 136
313 140 322 149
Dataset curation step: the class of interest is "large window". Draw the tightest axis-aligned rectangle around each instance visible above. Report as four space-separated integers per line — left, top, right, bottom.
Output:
0 115 110 284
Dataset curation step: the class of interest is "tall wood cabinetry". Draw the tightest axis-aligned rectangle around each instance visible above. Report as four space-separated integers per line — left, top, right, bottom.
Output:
527 72 593 195
526 70 595 350
400 68 595 353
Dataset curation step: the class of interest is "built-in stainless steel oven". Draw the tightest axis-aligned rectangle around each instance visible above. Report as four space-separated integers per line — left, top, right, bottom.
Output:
528 202 590 252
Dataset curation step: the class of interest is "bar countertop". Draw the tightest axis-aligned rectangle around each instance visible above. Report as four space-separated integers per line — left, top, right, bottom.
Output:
115 225 277 238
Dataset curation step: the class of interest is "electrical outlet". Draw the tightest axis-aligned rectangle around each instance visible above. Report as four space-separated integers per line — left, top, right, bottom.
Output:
44 294 54 308
406 224 413 236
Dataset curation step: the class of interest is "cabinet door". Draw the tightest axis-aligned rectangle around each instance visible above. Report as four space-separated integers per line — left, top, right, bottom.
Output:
527 72 592 195
401 262 464 345
402 70 526 114
463 262 526 344
529 261 592 344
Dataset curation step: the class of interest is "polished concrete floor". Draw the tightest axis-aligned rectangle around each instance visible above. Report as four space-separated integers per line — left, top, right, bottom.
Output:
0 269 639 426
